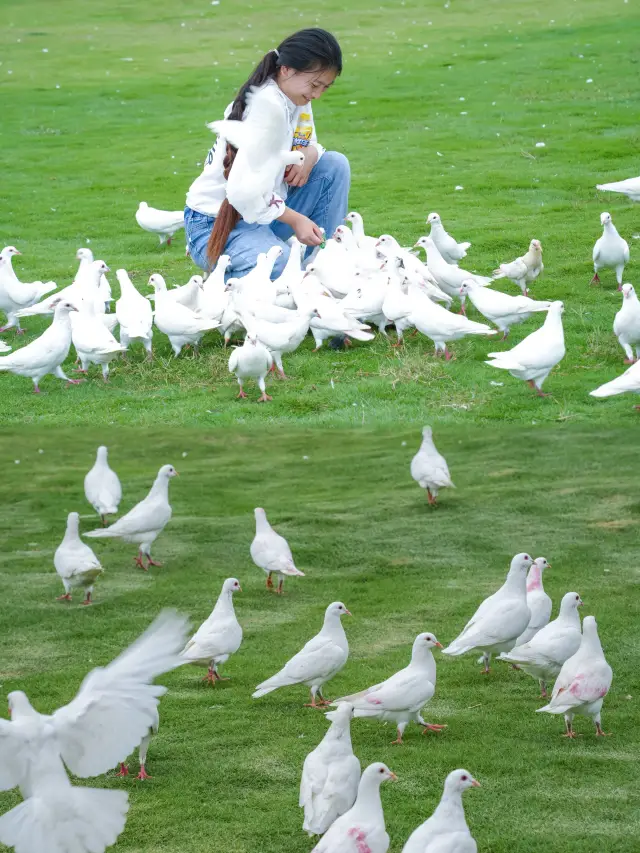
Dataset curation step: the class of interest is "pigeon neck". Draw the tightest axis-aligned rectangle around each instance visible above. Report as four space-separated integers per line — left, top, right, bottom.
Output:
420 434 435 452
63 517 80 542
410 646 437 683
255 512 271 534
581 622 604 657
604 221 619 238
559 602 581 628
432 788 468 831
504 566 527 595
350 218 364 241
352 774 385 821
213 587 235 619
326 716 353 750
149 472 170 499
526 564 543 592
321 612 347 643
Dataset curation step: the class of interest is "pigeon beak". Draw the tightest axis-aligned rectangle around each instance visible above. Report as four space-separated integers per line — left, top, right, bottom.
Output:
618 284 623 291
238 584 242 592
578 599 583 607
389 772 398 782
435 641 443 648
375 239 381 247
14 250 22 256
546 563 552 569
103 265 111 273
471 779 481 788
344 609 352 616
174 470 180 476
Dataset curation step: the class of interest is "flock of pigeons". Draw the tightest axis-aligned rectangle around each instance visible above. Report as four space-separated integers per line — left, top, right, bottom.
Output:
1 183 639 404
0 429 614 853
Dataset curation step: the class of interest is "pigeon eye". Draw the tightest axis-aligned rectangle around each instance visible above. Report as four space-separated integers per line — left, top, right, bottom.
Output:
379 768 385 774
461 775 468 781
525 555 530 560
575 595 579 600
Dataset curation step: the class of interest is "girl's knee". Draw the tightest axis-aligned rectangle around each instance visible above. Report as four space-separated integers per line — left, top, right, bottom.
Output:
321 151 350 181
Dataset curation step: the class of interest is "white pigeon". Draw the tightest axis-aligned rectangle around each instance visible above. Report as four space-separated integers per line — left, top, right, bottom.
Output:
492 239 544 296
597 175 640 202
250 306 320 378
115 269 154 358
71 274 126 381
499 591 583 698
310 240 359 298
135 202 184 245
200 254 232 322
345 211 379 251
485 300 565 396
331 224 380 273
410 426 454 506
54 512 104 605
0 610 189 853
232 247 284 303
167 274 205 311
310 762 396 853
0 300 82 393
426 212 471 264
381 258 415 344
334 632 445 745
0 247 57 333
590 357 640 406
208 86 305 224
516 557 553 646
84 464 178 570
273 239 304 308
300 703 361 837
613 283 640 363
402 769 480 853
537 615 612 737
181 577 243 684
0 341 11 353
149 273 217 356
14 259 111 324
229 330 274 402
592 211 629 287
250 507 304 592
442 553 534 673
413 236 492 309
75 248 112 310
376 237 451 304
115 707 158 782
84 445 122 525
253 602 351 707
459 279 550 339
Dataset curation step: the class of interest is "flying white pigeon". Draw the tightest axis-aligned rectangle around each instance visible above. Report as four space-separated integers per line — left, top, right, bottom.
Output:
0 246 57 334
492 239 544 296
499 591 583 698
410 426 454 506
485 300 565 396
149 273 217 356
135 202 184 245
401 768 480 853
250 507 305 592
300 702 361 836
614 283 640 363
84 464 178 570
345 211 379 251
115 269 154 358
537 615 612 737
516 557 553 647
0 610 189 853
442 553 534 673
84 445 122 526
228 329 274 402
54 512 104 605
253 602 351 707
597 175 640 202
0 300 83 393
334 632 445 745
181 577 243 684
426 212 471 264
459 279 550 340
310 762 397 853
208 86 305 224
591 212 629 287
115 707 158 782
75 248 112 310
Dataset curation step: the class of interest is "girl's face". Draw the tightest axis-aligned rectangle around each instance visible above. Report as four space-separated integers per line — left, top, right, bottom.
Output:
277 66 337 106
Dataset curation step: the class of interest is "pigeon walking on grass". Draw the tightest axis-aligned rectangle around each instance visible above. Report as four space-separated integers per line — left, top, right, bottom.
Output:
591 212 629 288
613 283 640 363
115 708 159 782
426 212 471 264
54 512 104 605
410 426 454 506
492 239 543 296
250 507 304 592
228 331 274 403
135 202 184 245
84 445 122 526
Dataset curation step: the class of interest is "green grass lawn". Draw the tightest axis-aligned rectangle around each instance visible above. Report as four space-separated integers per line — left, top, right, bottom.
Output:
1 0 640 426
0 423 639 853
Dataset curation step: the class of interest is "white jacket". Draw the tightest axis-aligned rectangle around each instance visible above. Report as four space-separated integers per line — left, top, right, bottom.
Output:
185 79 325 224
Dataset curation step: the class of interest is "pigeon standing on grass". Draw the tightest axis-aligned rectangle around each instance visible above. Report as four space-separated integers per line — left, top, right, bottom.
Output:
84 445 122 526
410 426 454 506
517 557 553 646
0 610 189 853
300 702 361 836
180 578 243 684
228 331 274 403
426 212 471 264
54 512 104 605
0 300 82 393
590 359 640 406
499 591 583 697
485 301 565 397
401 769 480 853
115 708 158 781
537 615 612 737
115 269 154 358
0 246 57 334
84 464 178 570
74 248 112 311
613 283 640 363
459 279 550 340
591 212 629 287
443 553 533 673
253 602 351 707
493 239 544 296
310 763 397 853
250 507 305 592
135 202 184 245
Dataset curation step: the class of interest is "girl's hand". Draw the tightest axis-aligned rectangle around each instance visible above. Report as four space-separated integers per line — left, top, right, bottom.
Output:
284 146 318 187
293 214 324 246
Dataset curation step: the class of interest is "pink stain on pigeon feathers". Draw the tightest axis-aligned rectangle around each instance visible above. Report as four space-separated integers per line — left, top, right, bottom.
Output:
348 827 372 853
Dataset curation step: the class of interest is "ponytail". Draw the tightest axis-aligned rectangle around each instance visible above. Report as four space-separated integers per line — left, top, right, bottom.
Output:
206 29 342 266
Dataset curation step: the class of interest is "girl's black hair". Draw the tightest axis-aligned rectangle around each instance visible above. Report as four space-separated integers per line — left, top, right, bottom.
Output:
207 28 342 265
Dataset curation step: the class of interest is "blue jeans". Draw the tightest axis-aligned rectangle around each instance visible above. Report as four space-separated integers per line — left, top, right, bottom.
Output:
184 151 350 279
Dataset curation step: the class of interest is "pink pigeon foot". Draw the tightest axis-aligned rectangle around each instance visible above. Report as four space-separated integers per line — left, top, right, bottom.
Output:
146 557 163 568
590 273 601 285
115 763 129 777
66 379 84 386
56 593 72 602
236 390 248 399
257 393 273 403
136 765 152 780
134 554 149 572
422 723 447 733
81 592 93 606
595 723 611 737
